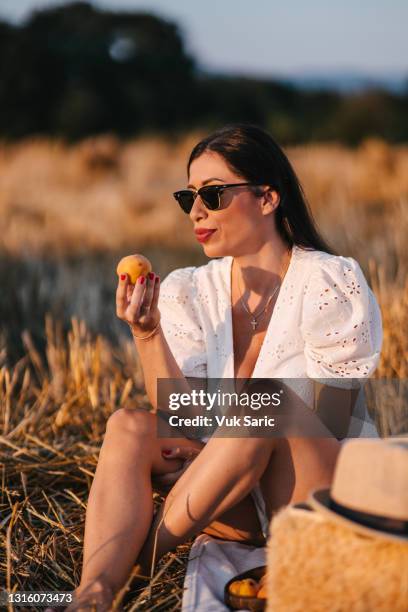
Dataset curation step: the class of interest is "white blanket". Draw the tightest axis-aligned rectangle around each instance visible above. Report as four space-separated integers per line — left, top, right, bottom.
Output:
181 534 266 612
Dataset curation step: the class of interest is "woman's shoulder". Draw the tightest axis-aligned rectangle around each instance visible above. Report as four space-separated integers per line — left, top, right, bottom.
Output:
297 246 381 329
297 247 383 381
294 245 365 283
295 244 355 266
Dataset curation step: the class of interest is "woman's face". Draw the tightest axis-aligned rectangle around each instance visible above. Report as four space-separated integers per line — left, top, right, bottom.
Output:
187 150 279 258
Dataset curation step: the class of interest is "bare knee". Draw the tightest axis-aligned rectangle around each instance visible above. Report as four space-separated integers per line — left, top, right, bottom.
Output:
106 407 155 439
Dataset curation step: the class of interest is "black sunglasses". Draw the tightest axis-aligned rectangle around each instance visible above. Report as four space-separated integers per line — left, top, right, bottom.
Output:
173 183 267 214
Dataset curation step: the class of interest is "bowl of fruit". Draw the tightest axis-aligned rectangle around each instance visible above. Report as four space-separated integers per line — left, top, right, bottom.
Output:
224 565 267 611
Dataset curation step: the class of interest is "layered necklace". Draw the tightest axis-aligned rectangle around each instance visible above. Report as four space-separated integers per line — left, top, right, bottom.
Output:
235 248 292 332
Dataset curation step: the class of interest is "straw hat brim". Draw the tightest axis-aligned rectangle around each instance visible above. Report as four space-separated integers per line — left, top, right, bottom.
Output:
308 488 408 544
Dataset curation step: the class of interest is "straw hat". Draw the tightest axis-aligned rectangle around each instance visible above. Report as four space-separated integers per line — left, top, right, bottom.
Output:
308 436 408 543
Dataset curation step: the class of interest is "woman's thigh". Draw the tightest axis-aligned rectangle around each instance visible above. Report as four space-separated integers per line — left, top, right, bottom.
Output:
260 435 340 519
203 435 340 546
153 411 265 545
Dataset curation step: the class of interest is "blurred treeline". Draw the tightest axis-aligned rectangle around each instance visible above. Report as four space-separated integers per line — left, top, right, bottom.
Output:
0 1 407 145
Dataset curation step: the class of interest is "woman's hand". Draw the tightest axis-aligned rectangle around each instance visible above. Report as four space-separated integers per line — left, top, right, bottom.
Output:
116 271 161 337
152 446 202 495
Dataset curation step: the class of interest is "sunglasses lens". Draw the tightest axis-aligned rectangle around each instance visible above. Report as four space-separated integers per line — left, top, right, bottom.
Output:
174 191 195 213
173 187 221 213
200 187 220 210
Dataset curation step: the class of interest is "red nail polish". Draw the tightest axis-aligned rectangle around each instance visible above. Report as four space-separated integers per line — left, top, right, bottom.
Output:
139 276 145 284
155 276 160 283
120 274 126 281
148 272 155 280
162 449 172 456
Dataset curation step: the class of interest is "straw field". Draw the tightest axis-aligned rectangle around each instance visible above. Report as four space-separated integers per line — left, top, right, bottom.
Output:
1 134 407 610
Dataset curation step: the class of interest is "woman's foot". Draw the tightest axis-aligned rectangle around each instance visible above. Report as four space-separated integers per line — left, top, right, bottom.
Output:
64 577 116 611
44 564 153 612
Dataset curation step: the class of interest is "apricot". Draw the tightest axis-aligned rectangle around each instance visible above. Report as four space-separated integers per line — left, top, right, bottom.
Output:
228 581 242 596
256 585 267 599
229 578 258 597
116 254 152 284
239 578 258 597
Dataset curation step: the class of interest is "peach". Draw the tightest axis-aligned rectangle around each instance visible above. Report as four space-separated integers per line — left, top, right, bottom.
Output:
228 580 242 596
229 578 258 597
238 578 258 597
116 254 152 284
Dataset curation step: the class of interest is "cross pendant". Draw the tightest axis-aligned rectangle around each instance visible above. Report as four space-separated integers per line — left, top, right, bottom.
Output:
251 318 258 331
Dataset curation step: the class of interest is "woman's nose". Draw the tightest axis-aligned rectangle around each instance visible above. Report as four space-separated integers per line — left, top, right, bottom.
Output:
189 195 208 222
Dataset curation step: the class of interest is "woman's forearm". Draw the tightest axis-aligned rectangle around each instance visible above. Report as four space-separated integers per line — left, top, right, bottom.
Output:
132 325 193 412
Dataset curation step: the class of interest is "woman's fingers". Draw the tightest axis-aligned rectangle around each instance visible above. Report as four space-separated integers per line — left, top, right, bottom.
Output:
142 272 156 312
126 283 135 302
116 269 160 330
116 273 129 318
150 275 160 312
153 468 184 489
127 273 159 322
153 458 195 491
127 276 146 322
162 446 201 460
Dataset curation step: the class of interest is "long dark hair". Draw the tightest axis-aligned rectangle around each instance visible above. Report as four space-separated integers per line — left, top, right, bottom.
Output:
187 123 337 255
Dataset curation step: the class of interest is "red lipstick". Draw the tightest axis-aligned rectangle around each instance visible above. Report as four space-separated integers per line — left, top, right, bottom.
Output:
194 228 217 243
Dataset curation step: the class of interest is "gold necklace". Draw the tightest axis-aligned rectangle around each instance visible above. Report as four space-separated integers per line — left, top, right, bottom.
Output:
237 276 280 331
235 248 292 332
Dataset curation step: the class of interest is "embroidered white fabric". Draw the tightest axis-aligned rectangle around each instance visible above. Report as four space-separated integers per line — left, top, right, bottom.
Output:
157 245 383 537
158 245 382 385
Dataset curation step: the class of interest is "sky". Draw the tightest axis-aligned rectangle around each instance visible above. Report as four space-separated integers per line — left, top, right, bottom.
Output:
0 0 407 78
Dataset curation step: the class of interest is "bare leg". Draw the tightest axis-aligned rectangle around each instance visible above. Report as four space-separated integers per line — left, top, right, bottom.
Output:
137 434 276 570
65 408 203 610
138 432 341 571
260 436 340 519
66 401 340 609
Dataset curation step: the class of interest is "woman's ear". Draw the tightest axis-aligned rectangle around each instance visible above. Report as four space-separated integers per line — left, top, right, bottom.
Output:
260 187 280 215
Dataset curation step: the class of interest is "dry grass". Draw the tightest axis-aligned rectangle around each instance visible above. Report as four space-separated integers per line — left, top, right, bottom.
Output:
0 134 407 609
0 133 204 257
0 134 407 258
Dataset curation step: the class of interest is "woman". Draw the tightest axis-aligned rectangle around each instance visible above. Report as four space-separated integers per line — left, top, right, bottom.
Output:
65 124 383 610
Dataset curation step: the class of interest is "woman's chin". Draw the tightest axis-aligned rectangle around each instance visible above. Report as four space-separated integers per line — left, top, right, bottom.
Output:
202 243 228 258
198 233 233 258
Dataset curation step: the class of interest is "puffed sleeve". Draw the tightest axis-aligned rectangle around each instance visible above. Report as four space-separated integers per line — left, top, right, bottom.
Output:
300 255 383 389
158 266 207 378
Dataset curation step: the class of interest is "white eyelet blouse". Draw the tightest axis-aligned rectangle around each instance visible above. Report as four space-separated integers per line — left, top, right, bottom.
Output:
158 245 382 384
157 244 383 537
